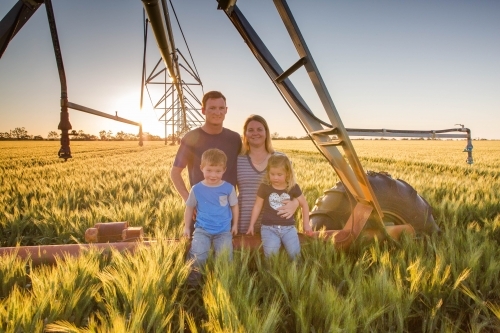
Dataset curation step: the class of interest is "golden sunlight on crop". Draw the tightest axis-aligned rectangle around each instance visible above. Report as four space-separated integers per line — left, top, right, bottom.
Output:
1 140 499 331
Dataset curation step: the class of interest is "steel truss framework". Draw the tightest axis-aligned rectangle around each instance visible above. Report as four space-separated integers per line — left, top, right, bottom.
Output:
141 0 204 145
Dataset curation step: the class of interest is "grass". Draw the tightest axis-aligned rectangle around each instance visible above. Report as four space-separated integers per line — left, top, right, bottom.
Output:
0 140 499 332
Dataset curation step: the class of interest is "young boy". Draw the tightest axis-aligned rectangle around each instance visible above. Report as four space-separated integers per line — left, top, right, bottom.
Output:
183 148 239 278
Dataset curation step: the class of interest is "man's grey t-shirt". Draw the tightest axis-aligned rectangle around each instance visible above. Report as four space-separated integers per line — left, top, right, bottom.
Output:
173 127 242 186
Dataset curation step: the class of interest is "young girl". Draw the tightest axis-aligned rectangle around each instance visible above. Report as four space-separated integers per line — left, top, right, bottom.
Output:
246 154 312 259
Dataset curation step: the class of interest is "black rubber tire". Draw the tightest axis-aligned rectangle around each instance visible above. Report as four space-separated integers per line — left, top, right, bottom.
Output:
310 171 440 235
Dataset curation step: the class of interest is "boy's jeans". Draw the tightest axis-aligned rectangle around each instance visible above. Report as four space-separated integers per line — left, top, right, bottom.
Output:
189 227 233 269
261 225 300 260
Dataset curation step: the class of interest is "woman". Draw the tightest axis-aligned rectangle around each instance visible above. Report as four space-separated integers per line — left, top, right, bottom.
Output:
237 114 299 234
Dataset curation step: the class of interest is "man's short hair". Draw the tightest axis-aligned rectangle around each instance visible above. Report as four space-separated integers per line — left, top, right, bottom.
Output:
201 148 227 168
202 91 226 108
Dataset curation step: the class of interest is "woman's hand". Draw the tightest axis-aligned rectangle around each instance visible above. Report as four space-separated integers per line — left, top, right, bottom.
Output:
303 226 313 236
277 198 300 219
246 226 254 236
231 224 238 235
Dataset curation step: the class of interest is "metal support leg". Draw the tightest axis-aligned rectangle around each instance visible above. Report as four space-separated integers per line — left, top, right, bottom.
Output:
45 0 72 159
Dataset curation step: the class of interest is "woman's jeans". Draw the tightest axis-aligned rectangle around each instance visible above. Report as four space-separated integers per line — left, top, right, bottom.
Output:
261 225 300 260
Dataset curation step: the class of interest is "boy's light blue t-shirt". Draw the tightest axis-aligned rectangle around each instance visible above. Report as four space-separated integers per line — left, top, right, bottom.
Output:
186 181 238 235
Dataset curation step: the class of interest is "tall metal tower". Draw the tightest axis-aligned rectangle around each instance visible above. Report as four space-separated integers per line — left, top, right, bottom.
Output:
141 0 204 145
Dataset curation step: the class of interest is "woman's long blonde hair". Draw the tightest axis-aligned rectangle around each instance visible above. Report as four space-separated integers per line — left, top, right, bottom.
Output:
240 114 274 155
263 154 297 192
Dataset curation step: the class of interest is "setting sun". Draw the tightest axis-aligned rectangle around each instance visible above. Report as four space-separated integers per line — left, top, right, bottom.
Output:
111 92 166 138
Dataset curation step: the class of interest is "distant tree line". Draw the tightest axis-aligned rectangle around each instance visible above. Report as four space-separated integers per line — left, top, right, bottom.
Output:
271 132 310 140
0 127 164 141
0 127 40 140
96 130 163 141
0 127 492 141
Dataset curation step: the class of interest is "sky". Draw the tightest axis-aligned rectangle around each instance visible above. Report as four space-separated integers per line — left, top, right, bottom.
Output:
1 0 499 140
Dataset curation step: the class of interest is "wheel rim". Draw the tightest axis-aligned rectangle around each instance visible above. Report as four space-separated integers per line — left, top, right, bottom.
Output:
382 211 407 226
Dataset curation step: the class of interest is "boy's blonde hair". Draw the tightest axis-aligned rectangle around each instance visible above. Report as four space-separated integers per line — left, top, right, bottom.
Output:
263 154 296 191
201 148 227 168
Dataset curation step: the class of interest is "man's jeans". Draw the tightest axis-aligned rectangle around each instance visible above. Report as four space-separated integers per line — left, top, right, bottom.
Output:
189 227 233 269
261 225 300 260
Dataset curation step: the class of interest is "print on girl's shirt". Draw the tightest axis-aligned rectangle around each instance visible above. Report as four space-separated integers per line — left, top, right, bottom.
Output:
268 192 290 210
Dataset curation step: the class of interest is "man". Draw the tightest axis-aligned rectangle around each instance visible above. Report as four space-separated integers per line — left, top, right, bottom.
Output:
170 91 242 202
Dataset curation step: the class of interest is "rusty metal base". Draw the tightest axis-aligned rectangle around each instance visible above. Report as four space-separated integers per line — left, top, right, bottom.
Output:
0 242 155 266
0 224 415 266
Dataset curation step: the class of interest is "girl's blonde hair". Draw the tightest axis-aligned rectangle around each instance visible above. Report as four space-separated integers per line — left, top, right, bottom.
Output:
263 154 297 192
240 114 275 155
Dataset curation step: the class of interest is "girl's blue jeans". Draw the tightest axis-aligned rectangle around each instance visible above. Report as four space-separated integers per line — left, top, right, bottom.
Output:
261 225 300 260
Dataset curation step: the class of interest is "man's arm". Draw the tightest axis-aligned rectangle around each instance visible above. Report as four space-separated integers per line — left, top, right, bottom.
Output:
183 205 195 237
170 166 189 202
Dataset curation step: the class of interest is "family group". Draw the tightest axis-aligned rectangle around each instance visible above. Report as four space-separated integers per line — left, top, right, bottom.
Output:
170 91 313 281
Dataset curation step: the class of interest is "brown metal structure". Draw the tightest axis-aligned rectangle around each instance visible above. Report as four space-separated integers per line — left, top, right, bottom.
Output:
0 242 154 266
140 3 205 145
0 222 415 266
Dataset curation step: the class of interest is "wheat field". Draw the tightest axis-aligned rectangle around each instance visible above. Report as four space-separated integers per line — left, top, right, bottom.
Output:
1 140 499 332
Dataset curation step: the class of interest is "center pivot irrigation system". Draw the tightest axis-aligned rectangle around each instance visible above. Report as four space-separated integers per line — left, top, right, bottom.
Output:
0 0 474 264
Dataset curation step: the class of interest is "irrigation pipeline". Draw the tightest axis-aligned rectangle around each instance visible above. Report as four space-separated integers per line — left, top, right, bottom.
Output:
343 127 474 165
0 222 415 266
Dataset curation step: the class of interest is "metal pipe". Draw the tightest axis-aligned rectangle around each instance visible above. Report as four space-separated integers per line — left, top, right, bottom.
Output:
160 0 188 131
67 102 141 126
45 0 72 160
464 128 474 165
0 242 155 266
141 0 188 131
1 224 417 266
139 11 149 147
